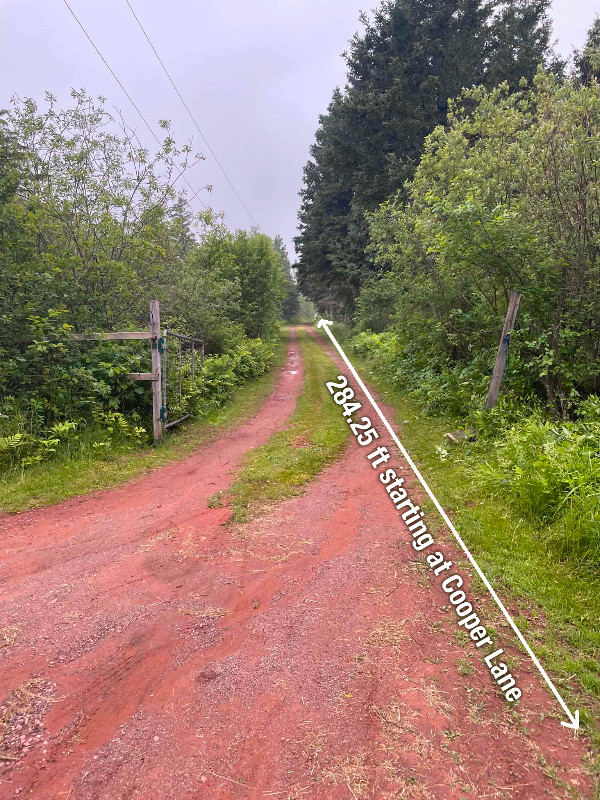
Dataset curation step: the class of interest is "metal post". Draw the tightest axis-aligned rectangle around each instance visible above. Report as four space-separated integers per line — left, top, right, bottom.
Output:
150 300 163 442
161 328 168 428
201 343 205 396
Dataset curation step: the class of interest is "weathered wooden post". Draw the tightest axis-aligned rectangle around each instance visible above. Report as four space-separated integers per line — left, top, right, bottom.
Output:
149 300 163 442
70 302 164 442
485 290 522 409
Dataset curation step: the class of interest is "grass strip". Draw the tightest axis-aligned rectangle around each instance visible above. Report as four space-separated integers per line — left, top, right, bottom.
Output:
324 325 600 770
0 333 288 513
228 327 349 522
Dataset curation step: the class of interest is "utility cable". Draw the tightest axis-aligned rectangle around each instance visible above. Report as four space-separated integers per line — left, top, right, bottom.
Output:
123 0 260 229
62 0 207 211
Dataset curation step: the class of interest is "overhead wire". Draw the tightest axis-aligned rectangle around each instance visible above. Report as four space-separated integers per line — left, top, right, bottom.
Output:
62 0 208 212
122 0 261 230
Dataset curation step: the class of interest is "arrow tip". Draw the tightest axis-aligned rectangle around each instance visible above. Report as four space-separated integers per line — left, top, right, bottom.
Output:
317 319 333 329
561 710 579 730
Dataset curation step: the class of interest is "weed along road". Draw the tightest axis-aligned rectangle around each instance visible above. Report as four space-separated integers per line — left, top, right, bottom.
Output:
0 328 593 799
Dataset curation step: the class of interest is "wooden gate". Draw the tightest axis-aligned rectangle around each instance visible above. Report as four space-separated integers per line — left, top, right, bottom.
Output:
69 300 203 443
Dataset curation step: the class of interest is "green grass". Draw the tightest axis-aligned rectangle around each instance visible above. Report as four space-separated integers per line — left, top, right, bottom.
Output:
322 325 600 778
228 327 349 522
0 333 288 514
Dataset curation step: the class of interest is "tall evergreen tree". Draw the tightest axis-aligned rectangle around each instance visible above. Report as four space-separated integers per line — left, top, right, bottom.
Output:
574 16 600 84
273 234 300 322
0 114 24 209
485 0 560 87
169 197 197 259
296 0 557 309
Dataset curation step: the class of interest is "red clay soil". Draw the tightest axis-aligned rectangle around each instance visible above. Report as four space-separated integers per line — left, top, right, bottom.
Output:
0 328 594 800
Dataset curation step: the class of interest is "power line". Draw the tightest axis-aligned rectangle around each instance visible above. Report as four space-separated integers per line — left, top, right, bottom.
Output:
62 0 207 211
123 0 261 229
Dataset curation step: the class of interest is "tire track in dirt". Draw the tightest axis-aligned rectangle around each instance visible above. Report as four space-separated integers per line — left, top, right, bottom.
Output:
0 331 304 799
0 326 593 799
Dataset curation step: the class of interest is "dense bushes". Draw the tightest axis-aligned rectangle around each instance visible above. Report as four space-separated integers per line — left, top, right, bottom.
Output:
351 330 493 417
0 335 276 474
0 91 288 478
0 332 149 472
367 74 600 417
476 400 600 564
350 72 600 565
349 329 600 564
186 338 275 416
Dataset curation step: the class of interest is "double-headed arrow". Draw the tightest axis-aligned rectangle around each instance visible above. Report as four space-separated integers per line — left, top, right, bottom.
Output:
317 319 579 731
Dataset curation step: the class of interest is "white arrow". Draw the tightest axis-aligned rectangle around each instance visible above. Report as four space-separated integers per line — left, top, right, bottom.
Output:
317 318 580 731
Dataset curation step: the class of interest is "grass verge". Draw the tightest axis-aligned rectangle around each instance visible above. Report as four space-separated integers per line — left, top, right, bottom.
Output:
227 326 349 522
0 333 288 514
321 325 599 777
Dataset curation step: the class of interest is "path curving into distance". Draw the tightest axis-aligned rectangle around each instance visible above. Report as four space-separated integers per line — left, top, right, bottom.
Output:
0 325 593 799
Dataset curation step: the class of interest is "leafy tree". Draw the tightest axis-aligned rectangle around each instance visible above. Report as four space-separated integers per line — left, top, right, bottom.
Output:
168 211 244 350
0 91 287 473
368 74 600 415
296 0 557 309
7 90 196 330
354 274 398 333
169 197 198 259
0 115 22 205
231 230 286 339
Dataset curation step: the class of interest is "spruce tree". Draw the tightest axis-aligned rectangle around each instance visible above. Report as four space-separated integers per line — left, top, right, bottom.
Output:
296 0 557 309
574 16 600 85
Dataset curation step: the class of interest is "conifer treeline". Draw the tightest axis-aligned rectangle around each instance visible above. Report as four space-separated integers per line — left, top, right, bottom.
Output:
295 0 561 307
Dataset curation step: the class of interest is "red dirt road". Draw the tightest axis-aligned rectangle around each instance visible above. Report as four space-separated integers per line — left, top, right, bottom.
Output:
0 329 593 799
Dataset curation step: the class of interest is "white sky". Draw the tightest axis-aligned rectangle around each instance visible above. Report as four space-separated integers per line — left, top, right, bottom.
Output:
0 0 597 258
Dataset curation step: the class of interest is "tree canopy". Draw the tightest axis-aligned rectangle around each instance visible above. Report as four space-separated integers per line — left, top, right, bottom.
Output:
295 0 559 308
367 73 600 414
0 91 288 471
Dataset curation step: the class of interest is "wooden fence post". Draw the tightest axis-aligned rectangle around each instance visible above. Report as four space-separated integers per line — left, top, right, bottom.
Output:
150 300 163 442
485 291 522 409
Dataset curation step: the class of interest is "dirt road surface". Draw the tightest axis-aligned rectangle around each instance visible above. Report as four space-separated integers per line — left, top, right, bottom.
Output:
0 329 593 799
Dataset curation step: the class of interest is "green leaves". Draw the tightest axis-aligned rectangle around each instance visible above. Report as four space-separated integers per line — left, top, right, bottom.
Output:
296 0 556 309
368 74 600 413
0 91 289 478
476 412 600 563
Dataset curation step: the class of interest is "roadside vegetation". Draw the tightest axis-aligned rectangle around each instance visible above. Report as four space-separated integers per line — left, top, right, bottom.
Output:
0 334 288 513
227 327 349 522
297 4 600 571
341 69 600 635
0 92 300 493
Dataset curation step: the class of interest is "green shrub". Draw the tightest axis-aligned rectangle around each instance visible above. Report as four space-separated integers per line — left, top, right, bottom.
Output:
349 326 600 565
476 403 600 563
368 76 600 416
0 334 276 477
177 337 275 420
0 404 146 473
350 329 493 418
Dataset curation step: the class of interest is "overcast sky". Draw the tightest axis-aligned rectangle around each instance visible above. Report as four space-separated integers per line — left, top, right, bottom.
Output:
0 0 597 259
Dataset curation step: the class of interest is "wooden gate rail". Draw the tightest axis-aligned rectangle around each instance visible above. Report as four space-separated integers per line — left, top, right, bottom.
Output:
68 300 164 442
69 332 153 341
